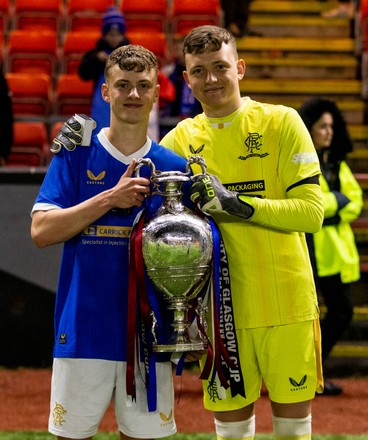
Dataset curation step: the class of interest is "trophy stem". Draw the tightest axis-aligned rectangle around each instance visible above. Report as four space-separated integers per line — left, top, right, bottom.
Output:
152 300 208 353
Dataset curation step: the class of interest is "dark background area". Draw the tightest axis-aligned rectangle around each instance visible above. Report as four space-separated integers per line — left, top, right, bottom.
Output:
0 174 61 367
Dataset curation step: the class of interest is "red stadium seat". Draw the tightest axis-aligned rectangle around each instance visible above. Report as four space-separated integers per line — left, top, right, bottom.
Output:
65 0 113 32
170 0 221 36
6 72 52 117
61 31 100 73
6 29 59 75
0 0 10 33
13 0 64 32
8 121 49 167
55 73 93 117
0 34 3 65
121 0 168 33
126 31 168 66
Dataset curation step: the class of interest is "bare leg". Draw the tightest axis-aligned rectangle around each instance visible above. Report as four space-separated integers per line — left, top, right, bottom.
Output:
271 400 312 418
213 403 255 422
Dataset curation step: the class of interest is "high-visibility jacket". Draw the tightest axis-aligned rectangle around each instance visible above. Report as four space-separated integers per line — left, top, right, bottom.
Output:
313 160 363 283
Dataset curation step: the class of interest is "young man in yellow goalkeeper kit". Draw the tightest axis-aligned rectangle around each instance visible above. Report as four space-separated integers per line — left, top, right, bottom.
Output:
160 26 324 440
52 25 324 440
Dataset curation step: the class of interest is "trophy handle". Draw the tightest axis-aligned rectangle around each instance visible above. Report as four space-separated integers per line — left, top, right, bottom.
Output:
135 156 207 178
187 155 207 175
134 158 156 178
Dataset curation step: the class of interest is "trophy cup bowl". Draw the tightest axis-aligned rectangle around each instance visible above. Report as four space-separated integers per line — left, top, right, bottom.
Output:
138 157 213 352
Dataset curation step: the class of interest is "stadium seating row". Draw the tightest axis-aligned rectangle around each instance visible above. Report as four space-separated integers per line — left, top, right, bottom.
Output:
1 0 222 166
0 0 221 36
6 72 92 118
1 29 169 75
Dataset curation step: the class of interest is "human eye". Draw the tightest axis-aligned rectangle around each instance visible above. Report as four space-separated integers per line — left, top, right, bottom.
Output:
139 83 149 89
191 67 204 76
216 63 228 72
118 82 130 89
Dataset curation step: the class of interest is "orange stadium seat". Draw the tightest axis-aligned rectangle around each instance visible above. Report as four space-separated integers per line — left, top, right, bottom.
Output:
8 121 49 167
170 0 221 36
126 31 168 66
61 30 100 73
6 72 52 117
121 0 168 33
55 73 93 116
0 34 3 65
13 0 64 32
66 0 114 32
6 29 59 75
0 0 10 33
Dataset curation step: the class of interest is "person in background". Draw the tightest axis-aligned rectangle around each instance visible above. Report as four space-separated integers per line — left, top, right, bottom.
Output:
78 6 130 133
0 69 14 166
161 35 202 126
321 0 356 18
299 97 363 396
220 0 260 37
31 45 190 440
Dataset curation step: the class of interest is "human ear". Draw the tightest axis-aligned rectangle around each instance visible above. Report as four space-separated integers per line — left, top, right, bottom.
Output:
183 71 192 89
101 83 110 102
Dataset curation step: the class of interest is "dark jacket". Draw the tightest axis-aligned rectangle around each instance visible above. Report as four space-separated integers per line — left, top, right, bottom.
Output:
0 71 14 161
78 36 130 86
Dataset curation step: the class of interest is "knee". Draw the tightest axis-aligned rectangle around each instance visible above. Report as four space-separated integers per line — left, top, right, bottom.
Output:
273 414 312 437
215 416 256 440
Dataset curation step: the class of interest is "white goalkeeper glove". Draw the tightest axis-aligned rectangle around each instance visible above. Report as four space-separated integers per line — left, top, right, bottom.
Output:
190 174 254 219
50 114 96 153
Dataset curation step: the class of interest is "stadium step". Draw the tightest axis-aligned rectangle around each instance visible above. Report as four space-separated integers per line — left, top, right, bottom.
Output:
239 78 362 98
248 15 352 38
237 36 355 53
244 54 358 80
250 0 344 15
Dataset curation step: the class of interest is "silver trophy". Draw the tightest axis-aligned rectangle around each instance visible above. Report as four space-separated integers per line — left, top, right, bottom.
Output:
135 156 213 352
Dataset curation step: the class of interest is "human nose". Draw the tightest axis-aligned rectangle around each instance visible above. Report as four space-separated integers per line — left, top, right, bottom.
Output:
128 86 140 98
205 70 217 83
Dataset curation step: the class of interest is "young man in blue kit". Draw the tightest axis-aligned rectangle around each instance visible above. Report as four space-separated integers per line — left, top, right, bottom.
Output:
52 25 325 440
31 45 189 440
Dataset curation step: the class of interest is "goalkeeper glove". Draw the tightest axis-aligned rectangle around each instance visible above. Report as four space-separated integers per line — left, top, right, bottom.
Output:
50 114 96 153
190 174 254 219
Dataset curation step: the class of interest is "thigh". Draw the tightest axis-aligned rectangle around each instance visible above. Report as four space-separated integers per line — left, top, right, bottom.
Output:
201 328 263 412
259 320 322 403
49 358 117 439
114 362 177 439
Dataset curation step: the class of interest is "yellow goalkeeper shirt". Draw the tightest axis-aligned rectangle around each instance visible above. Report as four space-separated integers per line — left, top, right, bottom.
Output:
161 97 323 329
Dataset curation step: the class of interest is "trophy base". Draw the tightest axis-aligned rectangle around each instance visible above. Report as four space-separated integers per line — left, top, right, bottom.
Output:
152 340 207 353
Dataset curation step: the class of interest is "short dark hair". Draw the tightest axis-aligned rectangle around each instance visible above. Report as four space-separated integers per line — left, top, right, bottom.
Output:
182 25 237 57
105 44 158 80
